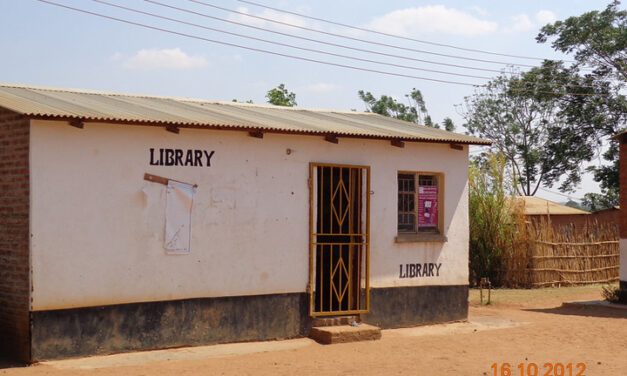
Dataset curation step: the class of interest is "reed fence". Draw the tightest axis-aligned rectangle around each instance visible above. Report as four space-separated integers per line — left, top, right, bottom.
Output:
501 219 619 288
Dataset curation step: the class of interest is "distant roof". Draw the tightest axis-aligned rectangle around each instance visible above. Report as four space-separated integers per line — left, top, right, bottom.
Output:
0 83 491 145
516 196 589 215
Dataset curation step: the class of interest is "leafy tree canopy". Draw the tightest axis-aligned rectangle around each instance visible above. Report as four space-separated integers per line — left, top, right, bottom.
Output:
358 88 455 131
536 0 626 208
462 60 622 196
266 83 297 107
581 190 620 212
537 0 626 82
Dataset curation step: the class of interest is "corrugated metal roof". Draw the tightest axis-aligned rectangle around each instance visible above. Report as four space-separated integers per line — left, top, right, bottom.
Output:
0 83 491 145
516 196 589 216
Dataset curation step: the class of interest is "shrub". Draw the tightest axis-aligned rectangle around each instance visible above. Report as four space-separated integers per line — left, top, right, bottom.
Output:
468 153 525 286
602 284 627 304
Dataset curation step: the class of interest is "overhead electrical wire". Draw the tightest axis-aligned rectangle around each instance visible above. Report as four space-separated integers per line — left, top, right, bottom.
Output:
141 0 602 90
146 0 507 75
538 187 583 201
35 0 609 96
36 0 478 87
94 0 491 81
237 0 578 64
188 0 582 70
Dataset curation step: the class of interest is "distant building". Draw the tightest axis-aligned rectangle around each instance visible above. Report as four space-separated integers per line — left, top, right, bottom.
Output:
590 206 620 227
516 196 590 231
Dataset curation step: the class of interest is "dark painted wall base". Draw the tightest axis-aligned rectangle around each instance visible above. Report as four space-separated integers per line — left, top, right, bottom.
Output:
30 285 469 361
363 285 468 328
620 280 626 291
31 293 311 361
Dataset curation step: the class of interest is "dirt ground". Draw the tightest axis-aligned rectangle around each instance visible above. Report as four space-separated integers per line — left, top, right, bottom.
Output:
2 284 626 376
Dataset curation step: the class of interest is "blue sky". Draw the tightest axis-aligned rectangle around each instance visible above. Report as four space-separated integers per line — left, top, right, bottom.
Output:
0 0 619 202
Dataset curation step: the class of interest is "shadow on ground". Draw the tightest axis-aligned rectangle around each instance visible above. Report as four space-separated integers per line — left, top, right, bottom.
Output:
524 305 627 319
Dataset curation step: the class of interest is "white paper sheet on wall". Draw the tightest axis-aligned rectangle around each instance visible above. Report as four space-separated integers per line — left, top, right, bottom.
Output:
164 180 195 254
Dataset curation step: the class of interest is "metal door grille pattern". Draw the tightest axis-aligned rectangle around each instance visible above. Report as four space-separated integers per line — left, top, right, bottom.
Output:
309 163 370 316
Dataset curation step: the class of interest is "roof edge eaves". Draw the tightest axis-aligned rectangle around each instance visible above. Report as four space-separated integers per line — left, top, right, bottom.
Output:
27 114 492 145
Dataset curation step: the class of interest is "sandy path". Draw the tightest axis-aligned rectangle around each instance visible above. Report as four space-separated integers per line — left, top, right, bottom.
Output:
2 287 626 376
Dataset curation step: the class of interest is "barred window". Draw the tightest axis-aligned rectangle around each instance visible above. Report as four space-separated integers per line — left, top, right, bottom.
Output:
398 174 416 232
397 172 442 234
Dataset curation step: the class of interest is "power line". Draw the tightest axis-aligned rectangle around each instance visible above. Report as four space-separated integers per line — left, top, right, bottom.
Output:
187 0 546 69
238 0 579 64
146 0 506 75
538 187 583 201
142 0 604 90
35 0 610 96
36 0 478 87
96 0 489 81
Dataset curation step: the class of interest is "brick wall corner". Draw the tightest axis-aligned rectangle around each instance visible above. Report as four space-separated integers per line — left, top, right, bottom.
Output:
0 108 31 363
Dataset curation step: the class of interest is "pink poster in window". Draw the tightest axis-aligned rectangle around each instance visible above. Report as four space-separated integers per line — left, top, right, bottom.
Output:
418 186 438 227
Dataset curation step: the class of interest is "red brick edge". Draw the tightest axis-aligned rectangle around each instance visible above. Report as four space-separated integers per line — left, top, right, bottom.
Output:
0 108 31 362
620 140 627 238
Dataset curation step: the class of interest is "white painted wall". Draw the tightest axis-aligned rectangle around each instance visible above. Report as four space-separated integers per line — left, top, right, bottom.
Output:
30 120 469 310
621 239 627 282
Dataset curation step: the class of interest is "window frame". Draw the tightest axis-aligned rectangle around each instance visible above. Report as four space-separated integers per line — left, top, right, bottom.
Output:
396 171 447 243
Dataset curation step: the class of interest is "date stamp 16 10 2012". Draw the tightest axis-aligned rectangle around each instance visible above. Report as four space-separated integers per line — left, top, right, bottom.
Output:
491 363 586 376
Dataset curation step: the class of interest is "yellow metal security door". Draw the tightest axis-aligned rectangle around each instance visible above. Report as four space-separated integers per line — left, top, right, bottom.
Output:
309 163 370 316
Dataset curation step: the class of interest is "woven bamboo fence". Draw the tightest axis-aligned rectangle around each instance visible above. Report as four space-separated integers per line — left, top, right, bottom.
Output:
502 218 619 288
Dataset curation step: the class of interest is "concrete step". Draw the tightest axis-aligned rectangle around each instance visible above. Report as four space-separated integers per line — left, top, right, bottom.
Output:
309 324 382 344
312 315 359 327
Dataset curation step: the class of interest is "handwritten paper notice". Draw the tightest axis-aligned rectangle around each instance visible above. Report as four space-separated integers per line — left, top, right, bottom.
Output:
165 180 195 254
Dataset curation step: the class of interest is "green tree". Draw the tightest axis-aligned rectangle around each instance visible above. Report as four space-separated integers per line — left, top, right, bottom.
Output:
581 190 619 211
462 61 616 195
358 88 455 130
265 83 297 107
536 0 626 82
442 117 455 132
537 0 626 207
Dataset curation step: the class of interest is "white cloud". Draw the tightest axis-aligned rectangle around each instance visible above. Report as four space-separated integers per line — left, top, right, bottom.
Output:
364 6 498 37
121 48 208 70
468 6 489 17
300 83 340 93
535 10 557 26
505 11 556 33
228 6 309 30
510 14 534 32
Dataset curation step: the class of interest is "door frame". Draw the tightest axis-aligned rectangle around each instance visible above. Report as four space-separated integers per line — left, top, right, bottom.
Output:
308 162 370 317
